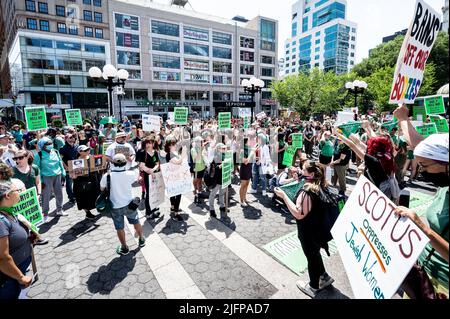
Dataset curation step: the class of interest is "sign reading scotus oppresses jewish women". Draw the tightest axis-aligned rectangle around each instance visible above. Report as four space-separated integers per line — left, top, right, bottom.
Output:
331 176 429 299
390 0 441 104
160 162 193 197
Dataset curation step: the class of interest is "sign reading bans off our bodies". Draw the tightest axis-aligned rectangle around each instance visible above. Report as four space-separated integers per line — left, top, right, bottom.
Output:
331 176 429 299
390 0 441 104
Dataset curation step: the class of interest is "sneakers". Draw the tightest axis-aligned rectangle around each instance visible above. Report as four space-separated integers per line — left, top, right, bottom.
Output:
248 188 257 194
262 190 267 196
319 273 335 290
240 201 248 207
138 237 146 248
43 215 50 224
296 280 319 298
35 238 49 245
147 211 161 219
69 198 76 204
171 213 183 222
210 210 217 218
116 245 130 256
85 211 96 220
56 210 68 216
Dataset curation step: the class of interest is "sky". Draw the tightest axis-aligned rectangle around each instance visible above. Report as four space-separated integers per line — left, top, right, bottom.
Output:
155 0 446 63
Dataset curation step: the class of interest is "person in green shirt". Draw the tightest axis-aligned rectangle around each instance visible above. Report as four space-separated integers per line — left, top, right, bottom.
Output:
318 131 334 165
191 136 206 204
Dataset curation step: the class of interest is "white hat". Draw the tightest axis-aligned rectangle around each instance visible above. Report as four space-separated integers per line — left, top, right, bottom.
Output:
414 134 449 163
115 132 127 139
77 145 90 152
113 153 127 164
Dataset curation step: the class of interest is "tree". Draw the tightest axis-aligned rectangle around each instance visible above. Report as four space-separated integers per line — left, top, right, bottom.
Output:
427 32 449 91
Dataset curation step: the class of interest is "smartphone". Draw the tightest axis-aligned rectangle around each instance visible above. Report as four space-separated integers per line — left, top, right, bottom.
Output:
399 189 410 208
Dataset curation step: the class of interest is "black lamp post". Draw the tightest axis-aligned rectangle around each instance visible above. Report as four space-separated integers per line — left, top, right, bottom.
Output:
88 64 129 118
345 80 368 112
241 77 264 121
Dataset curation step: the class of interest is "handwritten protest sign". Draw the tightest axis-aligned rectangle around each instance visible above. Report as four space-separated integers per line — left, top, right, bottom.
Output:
282 146 296 167
390 0 442 104
243 117 250 129
222 150 233 189
430 115 449 133
68 159 89 177
424 95 445 115
331 176 429 299
11 187 43 228
148 172 165 208
291 134 303 149
65 109 83 126
416 123 438 137
256 112 267 120
89 155 108 172
25 107 47 131
338 122 362 137
218 112 231 129
174 107 188 125
160 162 193 197
239 108 251 118
142 114 161 133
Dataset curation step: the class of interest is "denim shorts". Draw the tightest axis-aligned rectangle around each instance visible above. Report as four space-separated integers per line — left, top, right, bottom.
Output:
111 206 139 230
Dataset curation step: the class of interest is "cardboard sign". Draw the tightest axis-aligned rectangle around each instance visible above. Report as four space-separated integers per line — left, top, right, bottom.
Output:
424 96 445 115
291 134 303 149
89 155 108 172
11 187 43 228
114 145 130 157
389 0 442 104
25 107 47 131
160 161 193 197
336 112 355 126
430 115 449 133
338 122 362 137
148 172 165 208
256 112 267 120
218 112 231 130
142 114 161 133
174 107 188 125
68 159 89 177
221 150 233 189
331 176 429 299
65 109 83 126
282 146 296 167
416 123 438 137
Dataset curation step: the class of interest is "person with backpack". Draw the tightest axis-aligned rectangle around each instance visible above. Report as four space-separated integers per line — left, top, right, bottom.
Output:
33 137 67 222
274 160 336 298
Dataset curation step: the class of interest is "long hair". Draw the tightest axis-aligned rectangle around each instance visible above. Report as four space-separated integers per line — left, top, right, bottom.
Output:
141 135 156 151
164 135 178 155
303 161 327 194
367 136 396 175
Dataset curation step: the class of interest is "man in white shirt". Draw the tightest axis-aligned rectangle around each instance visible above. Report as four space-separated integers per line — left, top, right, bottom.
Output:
105 132 135 170
100 154 144 255
0 134 18 167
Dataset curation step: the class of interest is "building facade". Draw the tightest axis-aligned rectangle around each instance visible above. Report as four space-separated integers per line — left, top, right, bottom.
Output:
443 0 449 33
108 0 278 119
282 0 357 76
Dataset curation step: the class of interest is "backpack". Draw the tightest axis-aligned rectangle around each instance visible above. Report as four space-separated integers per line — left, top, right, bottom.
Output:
203 163 216 189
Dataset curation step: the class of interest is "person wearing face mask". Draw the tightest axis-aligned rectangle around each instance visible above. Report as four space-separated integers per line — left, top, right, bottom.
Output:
33 137 67 222
105 132 135 171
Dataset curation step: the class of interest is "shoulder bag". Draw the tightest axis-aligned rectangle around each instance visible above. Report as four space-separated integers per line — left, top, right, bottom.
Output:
95 173 113 218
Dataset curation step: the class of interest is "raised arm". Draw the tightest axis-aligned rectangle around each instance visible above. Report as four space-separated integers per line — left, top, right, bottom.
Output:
393 104 425 149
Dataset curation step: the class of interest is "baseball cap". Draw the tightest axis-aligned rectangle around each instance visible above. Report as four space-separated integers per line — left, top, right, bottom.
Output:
112 153 127 164
77 145 90 153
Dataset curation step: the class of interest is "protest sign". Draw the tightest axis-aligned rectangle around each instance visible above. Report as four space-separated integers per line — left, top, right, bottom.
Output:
102 142 112 155
282 146 296 167
142 114 161 133
416 123 438 137
160 162 193 197
11 187 43 227
412 105 426 121
338 122 362 137
291 134 303 149
65 109 83 126
239 108 251 118
430 115 449 133
424 95 445 115
25 107 47 131
331 176 429 299
218 112 231 129
243 117 250 129
148 172 165 208
68 159 89 177
389 0 442 104
336 112 355 126
174 107 188 125
381 119 399 132
89 155 108 172
222 151 233 189
256 112 267 120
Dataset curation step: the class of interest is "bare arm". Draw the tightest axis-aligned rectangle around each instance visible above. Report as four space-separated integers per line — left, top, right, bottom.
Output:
393 104 424 149
274 189 312 220
334 129 366 160
0 237 31 284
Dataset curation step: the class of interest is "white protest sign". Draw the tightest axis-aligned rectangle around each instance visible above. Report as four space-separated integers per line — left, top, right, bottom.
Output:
142 114 161 133
336 112 355 125
168 112 174 121
389 0 442 104
256 111 267 120
160 161 193 197
331 176 429 299
239 108 251 118
148 172 165 208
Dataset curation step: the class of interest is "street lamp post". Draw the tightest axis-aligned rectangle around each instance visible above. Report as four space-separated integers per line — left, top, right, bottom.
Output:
241 77 264 121
345 80 368 111
201 92 208 119
88 64 129 118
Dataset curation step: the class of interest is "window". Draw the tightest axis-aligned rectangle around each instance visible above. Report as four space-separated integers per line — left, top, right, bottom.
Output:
240 51 254 62
85 27 94 37
115 13 139 31
213 92 232 101
184 26 209 41
212 47 231 59
57 59 82 70
56 5 65 16
213 61 232 73
352 28 356 33
117 51 140 65
351 44 355 49
93 0 101 7
83 0 91 4
25 38 52 48
27 18 38 30
94 12 102 23
184 43 209 57
350 61 354 65
59 75 71 86
67 7 76 18
315 47 320 52
261 68 274 77
351 36 355 41
315 39 320 44
152 38 180 53
212 31 232 45
350 53 354 57
240 37 255 49
56 41 81 51
134 90 149 100
28 74 44 86
84 10 92 21
25 0 36 12
44 74 56 86
95 28 103 39
116 32 140 48
261 56 274 64
85 59 105 69
152 54 180 69
316 31 321 36
153 71 180 82
38 2 48 13
85 44 105 53
68 25 78 35
57 23 67 33
240 65 254 75
40 20 50 32
315 55 320 60
151 20 179 37
213 76 232 85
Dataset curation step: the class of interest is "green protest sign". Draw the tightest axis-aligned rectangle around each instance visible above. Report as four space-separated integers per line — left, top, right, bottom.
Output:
102 142 112 155
416 123 438 137
291 134 303 149
243 117 249 129
430 115 449 133
282 146 296 167
65 109 83 126
25 107 47 131
222 150 233 189
413 105 427 121
337 121 362 138
174 107 188 125
425 96 445 115
11 187 43 227
218 112 231 129
381 118 399 132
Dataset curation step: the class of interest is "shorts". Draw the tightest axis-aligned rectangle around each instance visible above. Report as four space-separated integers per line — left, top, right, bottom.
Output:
194 169 205 179
111 205 140 230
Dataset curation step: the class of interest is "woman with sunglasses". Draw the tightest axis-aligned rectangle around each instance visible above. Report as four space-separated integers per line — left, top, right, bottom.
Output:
12 150 41 197
71 145 99 220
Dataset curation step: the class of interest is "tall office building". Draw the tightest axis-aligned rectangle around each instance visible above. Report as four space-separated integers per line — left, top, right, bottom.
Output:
283 0 357 76
443 0 449 33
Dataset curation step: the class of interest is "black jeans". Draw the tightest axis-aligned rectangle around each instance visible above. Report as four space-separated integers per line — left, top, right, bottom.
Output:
297 230 325 289
170 195 182 212
143 174 156 215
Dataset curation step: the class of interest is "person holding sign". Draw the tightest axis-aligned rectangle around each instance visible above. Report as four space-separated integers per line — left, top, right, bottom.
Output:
208 143 227 219
105 132 135 171
0 181 36 299
164 136 185 222
248 134 271 197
